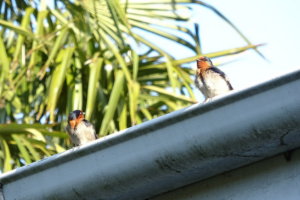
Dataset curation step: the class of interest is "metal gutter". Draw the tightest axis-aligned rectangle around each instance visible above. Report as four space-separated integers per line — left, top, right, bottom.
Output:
1 68 300 200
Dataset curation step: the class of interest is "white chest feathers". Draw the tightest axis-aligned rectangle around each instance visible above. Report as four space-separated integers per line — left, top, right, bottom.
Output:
66 121 96 146
195 69 232 99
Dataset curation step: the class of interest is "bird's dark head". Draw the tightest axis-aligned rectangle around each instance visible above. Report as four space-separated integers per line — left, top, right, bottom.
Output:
196 56 213 69
68 110 85 121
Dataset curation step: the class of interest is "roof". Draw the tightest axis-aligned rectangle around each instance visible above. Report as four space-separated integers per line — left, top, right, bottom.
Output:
1 68 300 200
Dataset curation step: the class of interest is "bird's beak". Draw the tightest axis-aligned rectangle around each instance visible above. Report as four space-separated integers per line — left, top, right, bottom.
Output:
83 112 85 115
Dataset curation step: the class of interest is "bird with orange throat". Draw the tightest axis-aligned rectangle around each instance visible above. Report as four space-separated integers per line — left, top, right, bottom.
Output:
195 56 233 102
66 110 98 146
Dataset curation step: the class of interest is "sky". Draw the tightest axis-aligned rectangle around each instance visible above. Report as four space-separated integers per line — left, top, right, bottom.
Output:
195 0 300 85
134 0 300 102
192 0 300 101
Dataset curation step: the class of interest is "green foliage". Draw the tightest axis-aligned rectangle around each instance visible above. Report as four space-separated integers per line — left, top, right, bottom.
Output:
0 0 263 172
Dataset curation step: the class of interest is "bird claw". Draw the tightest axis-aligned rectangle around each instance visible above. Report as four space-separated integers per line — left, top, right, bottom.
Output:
198 98 211 106
203 98 212 104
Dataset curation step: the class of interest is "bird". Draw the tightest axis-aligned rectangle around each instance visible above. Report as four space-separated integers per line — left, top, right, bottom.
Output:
66 110 98 146
194 56 233 102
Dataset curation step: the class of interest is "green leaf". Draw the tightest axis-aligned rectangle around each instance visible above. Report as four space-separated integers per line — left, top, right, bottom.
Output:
100 29 132 85
70 56 83 112
0 123 53 133
86 56 103 121
132 50 139 81
46 47 75 122
0 136 12 172
165 55 176 93
141 85 196 103
37 27 69 79
0 19 35 38
21 136 41 161
25 128 46 142
28 11 49 71
11 7 35 68
140 108 153 120
11 134 32 164
99 71 125 137
3 91 22 114
106 0 126 47
129 82 140 126
149 44 266 69
118 95 127 130
0 34 10 96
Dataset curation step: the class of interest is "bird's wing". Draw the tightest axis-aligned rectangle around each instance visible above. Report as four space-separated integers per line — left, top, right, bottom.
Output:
82 119 98 139
208 67 233 90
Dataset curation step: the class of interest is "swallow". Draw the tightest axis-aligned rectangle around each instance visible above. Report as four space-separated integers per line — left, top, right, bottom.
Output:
194 56 233 102
66 110 98 146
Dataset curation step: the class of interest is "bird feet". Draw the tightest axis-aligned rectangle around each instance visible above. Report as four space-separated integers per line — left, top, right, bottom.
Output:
203 98 212 104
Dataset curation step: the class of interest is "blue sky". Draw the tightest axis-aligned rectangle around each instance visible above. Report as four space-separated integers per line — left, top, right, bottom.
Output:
192 0 300 101
134 0 300 102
